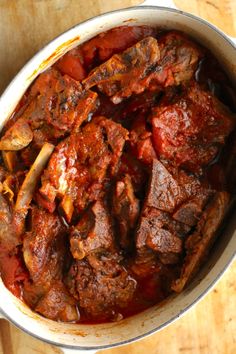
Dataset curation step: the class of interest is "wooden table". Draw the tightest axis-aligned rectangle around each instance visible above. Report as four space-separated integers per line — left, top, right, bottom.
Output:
0 1 235 353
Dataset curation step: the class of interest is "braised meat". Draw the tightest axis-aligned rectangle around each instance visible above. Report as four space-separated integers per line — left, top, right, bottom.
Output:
136 159 214 265
65 252 136 320
98 116 129 175
131 249 161 278
0 194 18 249
70 200 115 259
22 207 70 315
145 159 185 212
172 192 229 292
0 171 29 249
39 117 128 220
35 281 79 322
116 153 148 194
0 190 29 297
0 118 33 151
152 82 235 171
23 206 66 285
131 249 179 302
136 206 190 263
0 26 234 324
145 159 210 213
84 31 202 104
83 37 160 103
39 135 79 217
28 69 97 135
0 69 98 153
129 114 157 165
136 208 183 254
172 193 211 227
154 31 203 87
112 175 140 249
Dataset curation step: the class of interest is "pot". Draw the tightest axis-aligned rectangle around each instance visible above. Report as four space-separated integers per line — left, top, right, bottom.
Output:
0 1 235 353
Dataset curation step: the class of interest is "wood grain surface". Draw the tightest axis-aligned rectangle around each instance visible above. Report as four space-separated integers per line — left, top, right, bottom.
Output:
0 1 235 353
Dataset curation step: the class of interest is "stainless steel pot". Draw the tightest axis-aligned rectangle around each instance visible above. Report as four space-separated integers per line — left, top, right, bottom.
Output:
0 1 235 353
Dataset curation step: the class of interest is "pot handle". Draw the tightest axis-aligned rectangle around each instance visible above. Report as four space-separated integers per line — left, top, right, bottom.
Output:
139 0 177 9
60 349 97 354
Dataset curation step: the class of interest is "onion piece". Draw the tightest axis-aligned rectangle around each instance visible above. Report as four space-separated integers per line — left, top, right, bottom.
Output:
15 143 54 212
2 151 17 172
2 177 14 202
59 194 74 223
0 118 33 151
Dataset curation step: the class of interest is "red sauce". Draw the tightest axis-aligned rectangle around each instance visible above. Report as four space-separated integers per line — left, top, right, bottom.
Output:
0 246 28 298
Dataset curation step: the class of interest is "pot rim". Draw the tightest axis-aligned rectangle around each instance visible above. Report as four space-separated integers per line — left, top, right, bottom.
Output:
0 4 235 351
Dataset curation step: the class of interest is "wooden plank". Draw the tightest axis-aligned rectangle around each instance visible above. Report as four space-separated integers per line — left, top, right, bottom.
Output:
175 0 236 37
0 1 235 353
0 319 61 354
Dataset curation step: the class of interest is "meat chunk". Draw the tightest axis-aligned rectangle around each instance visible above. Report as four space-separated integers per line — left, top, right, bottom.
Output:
170 166 208 199
22 207 68 310
146 228 183 254
152 82 235 171
0 194 18 249
39 134 78 215
154 31 203 86
112 175 140 249
172 192 230 292
116 153 148 194
98 117 129 175
35 282 79 322
172 193 212 227
23 206 66 286
136 207 185 255
0 118 33 151
70 201 114 260
131 249 161 278
3 69 97 152
129 114 157 165
23 281 46 308
158 252 181 265
83 37 160 103
0 190 26 250
145 159 186 213
84 31 202 103
135 159 214 264
28 69 97 136
76 116 128 180
65 252 136 320
131 249 179 301
39 117 128 219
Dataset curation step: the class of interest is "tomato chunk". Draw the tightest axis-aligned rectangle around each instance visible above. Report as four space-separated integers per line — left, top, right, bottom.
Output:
56 50 86 81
